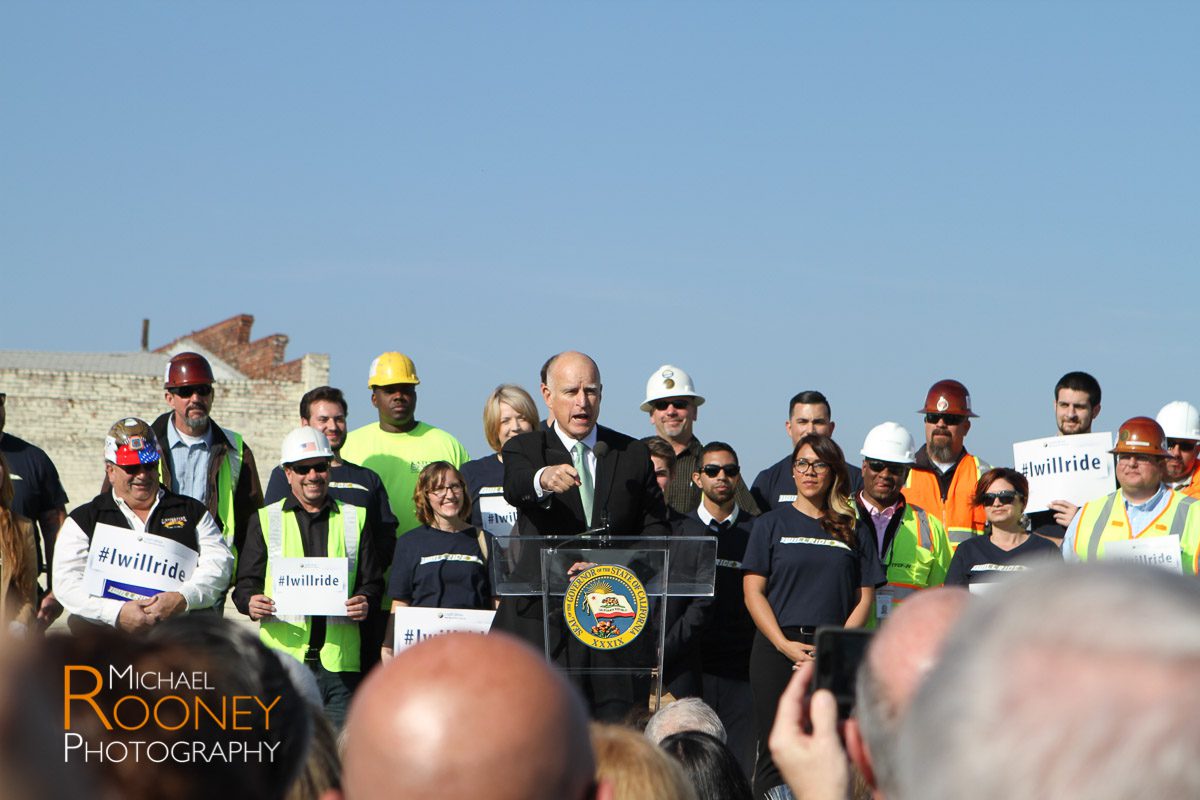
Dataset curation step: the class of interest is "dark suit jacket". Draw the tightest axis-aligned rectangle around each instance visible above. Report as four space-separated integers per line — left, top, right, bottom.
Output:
494 423 670 651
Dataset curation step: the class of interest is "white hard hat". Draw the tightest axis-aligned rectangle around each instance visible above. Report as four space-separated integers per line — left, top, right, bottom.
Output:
1155 401 1200 442
640 364 705 412
280 427 334 466
860 422 917 465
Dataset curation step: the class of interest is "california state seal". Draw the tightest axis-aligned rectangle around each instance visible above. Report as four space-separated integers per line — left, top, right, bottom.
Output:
563 564 649 650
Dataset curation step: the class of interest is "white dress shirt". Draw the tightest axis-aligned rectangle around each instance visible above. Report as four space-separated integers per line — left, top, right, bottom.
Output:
533 422 599 500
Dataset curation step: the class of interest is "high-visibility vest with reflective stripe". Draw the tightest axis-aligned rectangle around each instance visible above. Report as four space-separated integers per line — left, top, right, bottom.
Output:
1176 467 1200 501
1072 488 1200 574
903 454 986 551
258 499 366 672
868 504 952 627
215 427 244 553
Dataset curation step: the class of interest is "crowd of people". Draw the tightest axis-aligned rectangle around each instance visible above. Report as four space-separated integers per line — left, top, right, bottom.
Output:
2 351 1199 799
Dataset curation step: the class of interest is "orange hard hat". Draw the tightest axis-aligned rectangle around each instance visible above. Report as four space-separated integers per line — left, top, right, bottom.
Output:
918 379 978 418
164 352 215 388
1111 416 1168 457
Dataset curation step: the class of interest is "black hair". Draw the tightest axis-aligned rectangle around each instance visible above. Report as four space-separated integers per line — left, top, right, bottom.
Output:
299 385 347 420
1054 371 1101 408
658 731 753 800
788 390 831 418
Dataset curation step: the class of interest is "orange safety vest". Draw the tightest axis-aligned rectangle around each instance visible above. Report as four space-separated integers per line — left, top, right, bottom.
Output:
1176 466 1200 500
903 453 986 550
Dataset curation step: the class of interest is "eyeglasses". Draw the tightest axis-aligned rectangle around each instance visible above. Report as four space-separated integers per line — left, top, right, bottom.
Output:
116 462 158 475
700 463 740 478
793 459 831 475
865 460 907 475
169 385 213 399
980 491 1019 506
1116 453 1160 465
925 413 966 426
288 462 330 476
429 483 465 496
653 399 691 411
1168 439 1198 453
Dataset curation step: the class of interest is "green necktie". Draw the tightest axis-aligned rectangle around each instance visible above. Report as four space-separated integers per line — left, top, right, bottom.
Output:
572 440 594 527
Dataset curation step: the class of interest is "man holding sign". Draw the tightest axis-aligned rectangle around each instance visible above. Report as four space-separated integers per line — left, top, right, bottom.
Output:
53 418 233 632
234 427 383 728
1063 417 1200 574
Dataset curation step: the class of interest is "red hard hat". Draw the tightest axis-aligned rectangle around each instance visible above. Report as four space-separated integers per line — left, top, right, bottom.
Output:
918 379 978 418
164 352 215 388
1111 416 1168 457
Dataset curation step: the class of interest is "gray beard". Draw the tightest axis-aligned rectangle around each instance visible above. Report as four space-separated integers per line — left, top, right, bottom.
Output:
184 413 210 433
928 441 957 463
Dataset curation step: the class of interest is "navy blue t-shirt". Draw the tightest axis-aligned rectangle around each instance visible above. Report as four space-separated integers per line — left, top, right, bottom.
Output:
2 433 69 575
751 455 864 514
742 505 885 628
945 533 1062 589
460 453 519 536
388 525 496 609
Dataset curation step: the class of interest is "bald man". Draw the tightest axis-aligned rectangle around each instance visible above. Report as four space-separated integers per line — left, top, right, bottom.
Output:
337 632 607 800
769 588 970 800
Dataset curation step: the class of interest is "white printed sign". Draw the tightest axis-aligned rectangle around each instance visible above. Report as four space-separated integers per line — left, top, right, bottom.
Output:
1102 536 1182 573
478 490 518 537
271 557 350 616
84 523 198 601
1013 433 1115 513
392 607 496 653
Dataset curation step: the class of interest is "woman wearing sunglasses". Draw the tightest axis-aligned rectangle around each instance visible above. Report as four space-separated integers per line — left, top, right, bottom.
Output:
945 468 1061 591
381 461 498 661
742 434 885 798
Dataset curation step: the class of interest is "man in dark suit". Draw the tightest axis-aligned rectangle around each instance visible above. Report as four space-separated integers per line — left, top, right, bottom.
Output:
497 350 670 720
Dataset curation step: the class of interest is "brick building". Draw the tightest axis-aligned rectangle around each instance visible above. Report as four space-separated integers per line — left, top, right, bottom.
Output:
0 315 329 510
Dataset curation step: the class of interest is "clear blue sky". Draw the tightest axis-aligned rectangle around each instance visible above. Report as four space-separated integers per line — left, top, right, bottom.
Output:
3 2 1196 475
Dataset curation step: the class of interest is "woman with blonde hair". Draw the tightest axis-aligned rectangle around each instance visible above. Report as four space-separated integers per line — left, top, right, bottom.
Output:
0 453 37 637
591 722 698 800
460 384 539 536
742 433 885 797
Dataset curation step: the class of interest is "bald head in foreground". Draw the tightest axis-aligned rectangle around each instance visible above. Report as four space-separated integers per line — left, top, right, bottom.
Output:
336 632 602 800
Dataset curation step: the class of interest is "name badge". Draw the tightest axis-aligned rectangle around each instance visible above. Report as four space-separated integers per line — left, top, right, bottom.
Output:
875 588 894 620
1103 535 1182 573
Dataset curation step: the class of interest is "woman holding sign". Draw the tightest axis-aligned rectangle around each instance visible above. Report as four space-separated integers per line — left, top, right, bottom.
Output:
945 468 1061 591
0 453 37 636
742 434 885 798
382 462 499 661
460 385 539 536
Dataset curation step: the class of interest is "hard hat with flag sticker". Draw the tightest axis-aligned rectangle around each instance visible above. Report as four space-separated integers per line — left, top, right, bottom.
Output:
105 418 162 466
280 427 334 466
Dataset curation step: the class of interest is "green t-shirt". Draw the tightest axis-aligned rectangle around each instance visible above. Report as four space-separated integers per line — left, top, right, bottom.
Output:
341 421 470 538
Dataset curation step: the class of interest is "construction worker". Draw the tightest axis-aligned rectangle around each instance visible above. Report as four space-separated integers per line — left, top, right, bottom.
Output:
640 364 758 514
903 380 989 550
857 422 951 624
151 351 263 560
1063 416 1200 574
340 352 469 542
233 427 384 728
1156 401 1200 499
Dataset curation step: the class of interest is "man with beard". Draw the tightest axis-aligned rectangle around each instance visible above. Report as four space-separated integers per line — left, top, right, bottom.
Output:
856 423 951 624
903 380 989 552
150 352 263 562
1027 371 1103 543
640 364 757 514
1156 401 1200 499
53 418 233 631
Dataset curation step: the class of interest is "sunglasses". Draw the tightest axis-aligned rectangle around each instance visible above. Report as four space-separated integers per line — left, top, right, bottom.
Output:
116 462 158 476
700 463 740 478
865 460 906 475
1168 439 1198 453
980 491 1019 506
289 462 330 476
169 385 213 399
925 413 966 426
653 399 691 411
793 459 831 475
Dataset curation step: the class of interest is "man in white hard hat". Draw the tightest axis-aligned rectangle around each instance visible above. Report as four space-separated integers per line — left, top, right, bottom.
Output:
640 364 758 515
1157 401 1200 499
855 422 952 624
1027 371 1103 544
234 427 385 728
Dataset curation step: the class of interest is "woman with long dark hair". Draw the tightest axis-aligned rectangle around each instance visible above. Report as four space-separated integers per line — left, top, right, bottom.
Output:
0 453 38 637
742 434 885 797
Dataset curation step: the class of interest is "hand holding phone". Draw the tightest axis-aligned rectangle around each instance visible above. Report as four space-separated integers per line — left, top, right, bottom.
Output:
809 627 873 720
769 662 850 800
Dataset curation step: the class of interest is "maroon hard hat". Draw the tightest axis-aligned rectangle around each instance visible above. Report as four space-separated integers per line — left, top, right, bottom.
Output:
918 379 978 418
164 352 215 388
1111 416 1169 457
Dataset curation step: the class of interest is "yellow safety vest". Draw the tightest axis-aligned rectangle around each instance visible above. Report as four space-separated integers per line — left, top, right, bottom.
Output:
215 428 244 553
1073 488 1200 574
869 503 951 627
259 499 366 672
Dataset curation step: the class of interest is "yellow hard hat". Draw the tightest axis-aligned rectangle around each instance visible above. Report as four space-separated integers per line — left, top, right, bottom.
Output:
367 352 420 387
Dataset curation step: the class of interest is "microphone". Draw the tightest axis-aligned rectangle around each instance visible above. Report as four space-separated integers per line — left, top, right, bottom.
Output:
591 441 612 543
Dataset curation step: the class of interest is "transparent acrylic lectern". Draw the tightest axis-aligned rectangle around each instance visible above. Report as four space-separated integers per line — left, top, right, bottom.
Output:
492 535 716 713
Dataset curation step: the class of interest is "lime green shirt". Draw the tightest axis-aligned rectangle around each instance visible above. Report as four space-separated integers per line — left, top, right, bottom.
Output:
341 421 469 538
